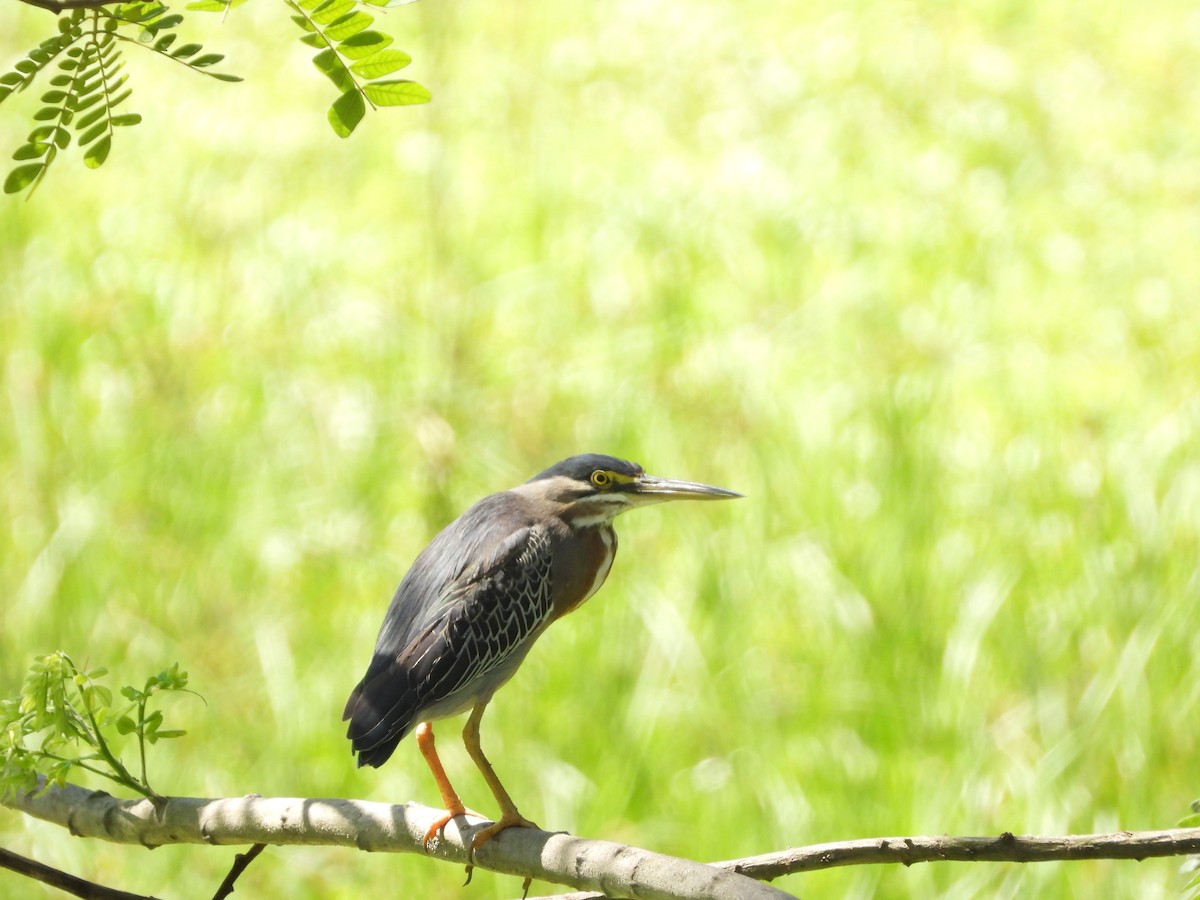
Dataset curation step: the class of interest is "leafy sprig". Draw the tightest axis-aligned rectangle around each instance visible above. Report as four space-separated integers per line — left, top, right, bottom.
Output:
4 0 427 196
285 0 429 138
2 4 239 195
0 652 198 800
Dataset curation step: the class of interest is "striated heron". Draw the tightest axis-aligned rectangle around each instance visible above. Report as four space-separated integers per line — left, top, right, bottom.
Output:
343 453 740 849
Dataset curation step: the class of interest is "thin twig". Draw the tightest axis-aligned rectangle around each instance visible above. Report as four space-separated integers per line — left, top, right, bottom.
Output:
211 843 267 900
15 0 121 13
0 847 159 900
524 828 1200 899
721 829 1200 876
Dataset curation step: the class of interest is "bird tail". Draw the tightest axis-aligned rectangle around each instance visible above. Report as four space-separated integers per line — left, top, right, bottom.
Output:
342 661 418 768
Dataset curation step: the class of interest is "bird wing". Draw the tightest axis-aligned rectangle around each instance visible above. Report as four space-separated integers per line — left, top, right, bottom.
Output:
344 521 556 766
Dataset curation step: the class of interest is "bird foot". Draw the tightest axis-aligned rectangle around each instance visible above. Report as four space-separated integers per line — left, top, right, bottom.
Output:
422 805 486 850
469 811 540 852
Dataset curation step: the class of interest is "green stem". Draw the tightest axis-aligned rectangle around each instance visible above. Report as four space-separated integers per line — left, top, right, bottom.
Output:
70 663 157 800
108 32 233 81
136 693 149 789
37 753 150 797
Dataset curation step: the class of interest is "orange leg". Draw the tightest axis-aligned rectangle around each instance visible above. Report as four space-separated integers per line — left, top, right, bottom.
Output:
416 721 471 848
462 701 539 851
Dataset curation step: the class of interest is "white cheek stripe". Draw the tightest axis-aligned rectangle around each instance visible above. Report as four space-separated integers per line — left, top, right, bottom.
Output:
583 528 615 602
565 492 633 529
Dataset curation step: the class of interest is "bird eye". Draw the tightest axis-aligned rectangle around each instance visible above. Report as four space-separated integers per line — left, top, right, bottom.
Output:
590 470 611 488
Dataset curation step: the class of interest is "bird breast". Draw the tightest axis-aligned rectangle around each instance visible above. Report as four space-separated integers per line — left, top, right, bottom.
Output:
551 524 617 620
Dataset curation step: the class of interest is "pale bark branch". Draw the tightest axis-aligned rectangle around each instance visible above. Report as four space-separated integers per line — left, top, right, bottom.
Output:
526 828 1200 899
2 778 796 900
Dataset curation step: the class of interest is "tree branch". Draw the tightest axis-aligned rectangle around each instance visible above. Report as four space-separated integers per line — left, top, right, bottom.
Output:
525 828 1200 899
211 842 266 900
2 778 796 900
14 0 120 12
0 847 159 900
722 829 1200 875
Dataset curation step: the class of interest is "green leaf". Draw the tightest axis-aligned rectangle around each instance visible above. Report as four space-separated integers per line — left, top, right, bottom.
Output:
115 715 137 735
4 163 44 194
171 43 202 59
16 60 37 74
0 73 24 86
327 88 364 138
74 76 103 98
76 106 107 130
71 94 102 113
300 33 329 49
326 11 372 41
109 87 132 109
350 48 410 78
311 0 355 25
190 54 224 68
82 684 112 710
83 134 111 168
13 143 50 161
111 113 141 126
52 126 70 148
312 49 355 93
49 74 72 86
208 72 243 83
159 664 188 691
79 121 108 147
290 14 316 32
32 107 62 122
335 30 392 59
185 0 229 9
363 79 430 106
153 34 178 51
153 729 186 739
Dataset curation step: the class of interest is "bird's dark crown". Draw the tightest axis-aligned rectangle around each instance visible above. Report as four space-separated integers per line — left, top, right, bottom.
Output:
530 454 643 485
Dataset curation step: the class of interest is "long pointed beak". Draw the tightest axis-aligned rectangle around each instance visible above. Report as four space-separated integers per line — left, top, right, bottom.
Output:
630 474 743 501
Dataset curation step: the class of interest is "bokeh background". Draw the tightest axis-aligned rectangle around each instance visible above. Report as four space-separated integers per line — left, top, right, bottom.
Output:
3 0 1200 896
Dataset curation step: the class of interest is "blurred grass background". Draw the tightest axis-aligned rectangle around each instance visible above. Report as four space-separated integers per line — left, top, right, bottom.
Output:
3 0 1200 896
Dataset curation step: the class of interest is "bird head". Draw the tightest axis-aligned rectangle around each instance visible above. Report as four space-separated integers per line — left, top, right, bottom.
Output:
527 453 742 526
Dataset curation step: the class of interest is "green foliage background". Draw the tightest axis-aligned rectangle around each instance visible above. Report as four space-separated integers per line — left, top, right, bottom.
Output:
2 0 1200 896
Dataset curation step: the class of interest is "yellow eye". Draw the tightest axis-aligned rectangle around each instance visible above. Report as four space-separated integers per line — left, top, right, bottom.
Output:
590 470 611 488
